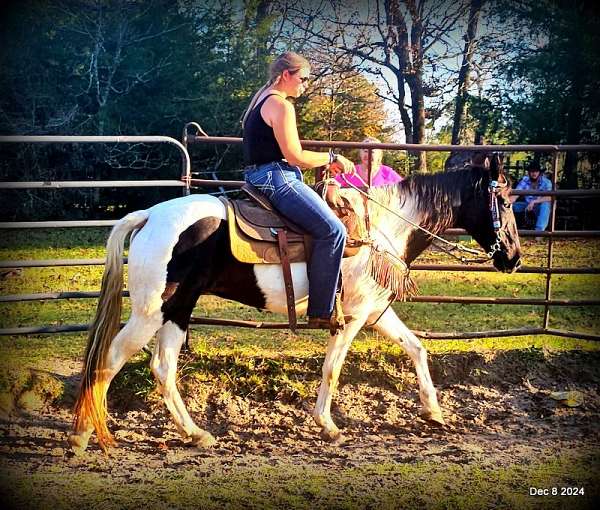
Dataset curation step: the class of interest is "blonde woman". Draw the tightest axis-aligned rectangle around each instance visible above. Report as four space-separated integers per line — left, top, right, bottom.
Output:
335 137 403 187
242 51 355 332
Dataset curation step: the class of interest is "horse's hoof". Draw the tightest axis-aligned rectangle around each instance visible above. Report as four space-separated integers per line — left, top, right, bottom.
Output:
191 431 216 448
68 433 89 455
419 408 446 427
320 428 346 445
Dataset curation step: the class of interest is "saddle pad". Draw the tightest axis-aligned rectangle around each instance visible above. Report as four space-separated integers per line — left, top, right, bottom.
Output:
233 199 305 242
222 198 307 264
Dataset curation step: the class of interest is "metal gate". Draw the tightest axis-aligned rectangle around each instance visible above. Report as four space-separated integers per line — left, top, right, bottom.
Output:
1 132 599 341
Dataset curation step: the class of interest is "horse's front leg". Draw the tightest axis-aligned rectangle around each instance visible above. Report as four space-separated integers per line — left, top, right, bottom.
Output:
313 315 367 444
372 307 445 426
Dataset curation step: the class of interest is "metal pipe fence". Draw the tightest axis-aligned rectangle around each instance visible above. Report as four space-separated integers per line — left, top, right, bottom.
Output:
1 132 599 340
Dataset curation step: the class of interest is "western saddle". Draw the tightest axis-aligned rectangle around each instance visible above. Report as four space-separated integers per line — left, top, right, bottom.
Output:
219 182 371 332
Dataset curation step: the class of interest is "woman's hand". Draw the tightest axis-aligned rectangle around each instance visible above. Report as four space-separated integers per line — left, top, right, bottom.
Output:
330 154 355 176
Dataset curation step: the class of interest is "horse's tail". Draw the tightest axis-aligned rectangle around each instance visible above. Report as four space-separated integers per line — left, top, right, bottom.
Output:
73 209 149 449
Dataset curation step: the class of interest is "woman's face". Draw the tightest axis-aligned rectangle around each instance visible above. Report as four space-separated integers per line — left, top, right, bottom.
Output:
282 67 310 98
360 148 382 167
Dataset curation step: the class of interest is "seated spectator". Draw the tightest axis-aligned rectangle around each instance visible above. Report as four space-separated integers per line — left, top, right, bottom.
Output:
511 162 552 232
335 137 403 188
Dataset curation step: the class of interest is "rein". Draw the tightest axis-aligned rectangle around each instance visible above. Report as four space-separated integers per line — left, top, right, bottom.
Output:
336 172 508 264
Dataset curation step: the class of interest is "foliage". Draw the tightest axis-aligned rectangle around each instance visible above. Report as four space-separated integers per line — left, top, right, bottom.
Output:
0 0 273 219
485 0 600 187
297 74 392 143
1 0 599 221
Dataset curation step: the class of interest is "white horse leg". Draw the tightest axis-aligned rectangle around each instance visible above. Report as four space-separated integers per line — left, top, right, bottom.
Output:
150 321 216 448
69 312 162 452
313 315 367 443
372 307 445 425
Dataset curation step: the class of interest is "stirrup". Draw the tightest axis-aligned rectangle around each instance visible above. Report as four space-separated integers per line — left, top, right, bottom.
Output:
308 293 353 335
307 314 355 334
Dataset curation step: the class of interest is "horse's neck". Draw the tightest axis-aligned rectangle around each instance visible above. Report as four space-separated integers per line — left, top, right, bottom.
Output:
371 175 466 265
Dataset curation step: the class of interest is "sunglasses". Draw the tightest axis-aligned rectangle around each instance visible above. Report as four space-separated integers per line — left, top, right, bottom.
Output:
291 70 310 83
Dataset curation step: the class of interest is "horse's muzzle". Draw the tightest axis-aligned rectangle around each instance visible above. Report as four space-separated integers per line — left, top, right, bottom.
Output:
493 252 522 273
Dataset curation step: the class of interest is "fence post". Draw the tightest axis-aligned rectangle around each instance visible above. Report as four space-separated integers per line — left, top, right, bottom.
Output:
543 151 560 329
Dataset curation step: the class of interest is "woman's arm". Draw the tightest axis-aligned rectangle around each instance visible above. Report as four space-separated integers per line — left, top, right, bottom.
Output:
265 97 353 171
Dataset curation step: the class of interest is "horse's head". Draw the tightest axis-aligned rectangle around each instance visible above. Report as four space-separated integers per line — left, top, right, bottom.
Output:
459 153 522 273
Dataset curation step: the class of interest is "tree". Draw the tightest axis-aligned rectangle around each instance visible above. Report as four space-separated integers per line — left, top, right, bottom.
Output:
488 0 600 187
280 0 472 171
451 0 483 145
297 73 393 144
0 0 276 219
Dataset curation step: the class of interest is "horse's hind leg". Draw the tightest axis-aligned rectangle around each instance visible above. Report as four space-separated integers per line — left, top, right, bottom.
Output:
372 308 444 426
69 312 162 452
150 321 216 448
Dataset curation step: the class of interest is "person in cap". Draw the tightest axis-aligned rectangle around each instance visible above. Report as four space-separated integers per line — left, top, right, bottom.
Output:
511 162 552 232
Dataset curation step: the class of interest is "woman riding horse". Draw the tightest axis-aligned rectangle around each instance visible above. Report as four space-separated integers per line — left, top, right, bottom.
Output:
243 51 355 333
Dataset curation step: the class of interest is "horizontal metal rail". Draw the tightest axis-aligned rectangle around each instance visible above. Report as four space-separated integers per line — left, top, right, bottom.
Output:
4 320 598 341
0 258 114 268
2 258 598 274
188 136 600 153
511 189 600 197
0 220 117 228
408 296 599 306
0 180 185 189
411 264 600 274
0 134 191 180
0 290 127 302
2 289 597 306
412 327 600 342
0 324 92 335
188 177 600 197
1 218 597 238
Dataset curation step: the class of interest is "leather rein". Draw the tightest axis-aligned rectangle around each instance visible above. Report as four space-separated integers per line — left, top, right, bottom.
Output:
336 173 510 264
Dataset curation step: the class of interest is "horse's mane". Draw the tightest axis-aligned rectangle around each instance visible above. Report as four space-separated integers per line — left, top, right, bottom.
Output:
368 166 488 234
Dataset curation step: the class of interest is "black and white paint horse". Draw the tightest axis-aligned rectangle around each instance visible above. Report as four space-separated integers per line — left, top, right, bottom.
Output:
70 155 521 453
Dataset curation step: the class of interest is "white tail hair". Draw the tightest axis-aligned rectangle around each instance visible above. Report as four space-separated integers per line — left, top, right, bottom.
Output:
72 209 149 449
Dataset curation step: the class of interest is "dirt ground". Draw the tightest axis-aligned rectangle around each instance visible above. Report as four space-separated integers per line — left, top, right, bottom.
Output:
1 348 599 508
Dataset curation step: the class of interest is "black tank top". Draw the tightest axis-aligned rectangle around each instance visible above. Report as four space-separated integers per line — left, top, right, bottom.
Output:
243 93 285 166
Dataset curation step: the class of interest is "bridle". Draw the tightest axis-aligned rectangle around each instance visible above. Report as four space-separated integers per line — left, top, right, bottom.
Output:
486 177 510 260
336 168 511 264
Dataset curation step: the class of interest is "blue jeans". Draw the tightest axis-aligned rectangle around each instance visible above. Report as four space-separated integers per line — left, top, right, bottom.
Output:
245 161 346 318
513 201 551 231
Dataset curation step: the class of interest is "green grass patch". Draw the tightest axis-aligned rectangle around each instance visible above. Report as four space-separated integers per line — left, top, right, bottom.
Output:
0 233 598 366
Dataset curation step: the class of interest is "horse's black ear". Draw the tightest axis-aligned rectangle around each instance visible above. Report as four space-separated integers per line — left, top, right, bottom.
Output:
489 152 504 180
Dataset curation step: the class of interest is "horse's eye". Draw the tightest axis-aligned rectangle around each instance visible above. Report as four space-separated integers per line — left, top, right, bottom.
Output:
503 200 512 209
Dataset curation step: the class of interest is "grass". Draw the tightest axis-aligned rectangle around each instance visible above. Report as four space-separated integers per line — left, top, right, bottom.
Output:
0 229 599 364
1 229 599 400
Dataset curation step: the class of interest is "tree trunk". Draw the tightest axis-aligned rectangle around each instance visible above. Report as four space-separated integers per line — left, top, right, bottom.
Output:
451 0 483 145
562 102 582 188
409 75 427 171
394 70 413 143
253 0 272 64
